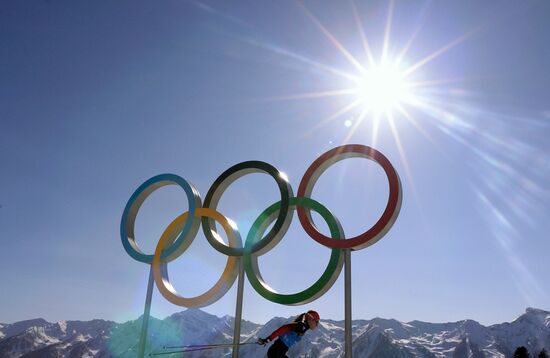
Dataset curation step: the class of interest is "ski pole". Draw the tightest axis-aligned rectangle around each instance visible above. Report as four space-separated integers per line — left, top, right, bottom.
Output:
162 342 256 349
151 346 222 355
150 342 256 356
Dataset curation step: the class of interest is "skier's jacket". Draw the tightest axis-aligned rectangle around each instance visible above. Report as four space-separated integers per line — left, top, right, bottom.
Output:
267 321 309 348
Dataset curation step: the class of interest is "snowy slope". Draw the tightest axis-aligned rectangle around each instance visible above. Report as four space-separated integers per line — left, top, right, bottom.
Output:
0 308 548 357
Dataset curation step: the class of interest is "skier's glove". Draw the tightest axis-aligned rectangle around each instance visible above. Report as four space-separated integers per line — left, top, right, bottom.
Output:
256 337 269 346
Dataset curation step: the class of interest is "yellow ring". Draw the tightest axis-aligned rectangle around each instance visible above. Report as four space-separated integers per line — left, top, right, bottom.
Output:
152 208 242 308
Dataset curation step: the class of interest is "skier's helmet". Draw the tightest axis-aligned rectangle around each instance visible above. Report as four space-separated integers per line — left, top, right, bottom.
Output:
305 310 320 322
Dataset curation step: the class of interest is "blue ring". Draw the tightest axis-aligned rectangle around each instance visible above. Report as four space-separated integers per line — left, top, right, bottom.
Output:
120 174 201 264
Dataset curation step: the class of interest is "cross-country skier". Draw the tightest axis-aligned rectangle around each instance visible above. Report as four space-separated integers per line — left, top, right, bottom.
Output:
256 310 320 358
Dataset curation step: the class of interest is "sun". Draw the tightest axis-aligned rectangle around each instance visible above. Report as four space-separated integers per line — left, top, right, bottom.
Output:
353 62 410 114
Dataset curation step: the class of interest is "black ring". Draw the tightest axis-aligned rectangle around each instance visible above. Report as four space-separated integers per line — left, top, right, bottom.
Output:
202 161 294 256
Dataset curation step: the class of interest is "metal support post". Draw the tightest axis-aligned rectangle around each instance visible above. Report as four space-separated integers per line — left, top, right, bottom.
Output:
138 266 154 358
344 249 352 358
232 260 245 358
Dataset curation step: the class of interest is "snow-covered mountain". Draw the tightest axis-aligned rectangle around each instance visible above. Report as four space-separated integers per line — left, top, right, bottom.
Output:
0 308 548 357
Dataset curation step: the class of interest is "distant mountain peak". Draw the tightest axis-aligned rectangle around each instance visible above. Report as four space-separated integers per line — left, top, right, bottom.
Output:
525 307 550 315
168 308 220 322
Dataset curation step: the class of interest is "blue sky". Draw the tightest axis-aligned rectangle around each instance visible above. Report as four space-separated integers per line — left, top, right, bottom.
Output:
1 0 549 327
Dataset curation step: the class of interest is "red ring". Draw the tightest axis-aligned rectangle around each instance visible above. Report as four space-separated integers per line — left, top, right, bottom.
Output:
297 144 402 250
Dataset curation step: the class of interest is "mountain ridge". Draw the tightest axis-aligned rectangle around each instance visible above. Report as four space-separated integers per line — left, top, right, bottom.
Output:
0 307 548 357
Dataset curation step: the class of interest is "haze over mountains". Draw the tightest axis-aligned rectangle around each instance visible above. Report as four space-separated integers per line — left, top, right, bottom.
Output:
0 308 548 357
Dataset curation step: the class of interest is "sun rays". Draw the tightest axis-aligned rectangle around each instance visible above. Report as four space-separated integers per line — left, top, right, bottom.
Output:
259 0 476 163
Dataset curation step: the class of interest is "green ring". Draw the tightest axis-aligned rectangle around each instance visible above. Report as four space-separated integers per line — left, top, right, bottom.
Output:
243 197 344 305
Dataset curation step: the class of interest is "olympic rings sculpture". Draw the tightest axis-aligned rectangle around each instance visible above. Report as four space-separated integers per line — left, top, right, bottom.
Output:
120 144 402 307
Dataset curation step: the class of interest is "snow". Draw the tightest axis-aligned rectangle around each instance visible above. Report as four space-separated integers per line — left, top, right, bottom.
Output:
320 321 343 331
57 320 67 334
